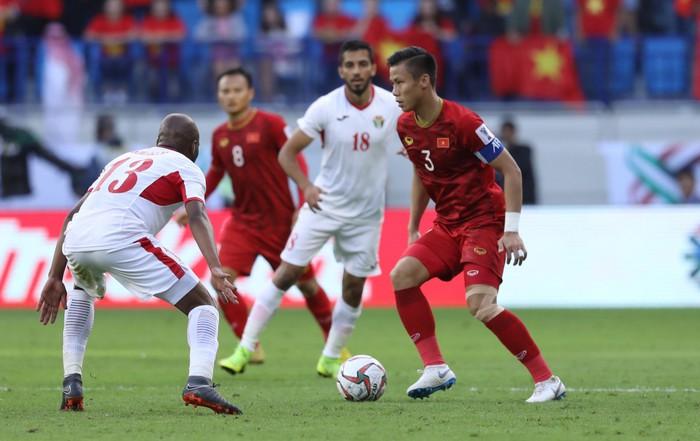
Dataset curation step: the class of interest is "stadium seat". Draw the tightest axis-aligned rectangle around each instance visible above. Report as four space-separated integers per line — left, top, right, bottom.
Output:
642 36 689 97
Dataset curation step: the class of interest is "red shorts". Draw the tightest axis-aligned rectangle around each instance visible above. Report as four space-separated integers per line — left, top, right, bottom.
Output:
219 218 315 280
402 219 505 289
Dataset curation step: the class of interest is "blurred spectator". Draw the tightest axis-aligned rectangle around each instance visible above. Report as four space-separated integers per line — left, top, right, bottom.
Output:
674 0 698 36
676 166 700 204
0 0 18 35
411 0 457 41
507 0 565 38
354 0 390 40
16 0 63 37
312 0 356 90
466 0 509 36
140 0 186 101
406 0 456 87
85 0 138 103
195 0 247 77
574 0 621 104
575 0 620 40
617 0 638 36
61 0 104 38
0 0 19 102
495 118 538 204
257 0 303 102
638 0 674 34
41 23 85 147
0 111 84 198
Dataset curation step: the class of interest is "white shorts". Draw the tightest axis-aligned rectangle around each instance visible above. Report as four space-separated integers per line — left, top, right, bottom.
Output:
280 207 382 278
65 235 199 305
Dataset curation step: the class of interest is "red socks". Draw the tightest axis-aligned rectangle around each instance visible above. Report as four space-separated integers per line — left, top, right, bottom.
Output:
395 287 444 366
218 294 250 339
304 286 333 340
485 309 552 383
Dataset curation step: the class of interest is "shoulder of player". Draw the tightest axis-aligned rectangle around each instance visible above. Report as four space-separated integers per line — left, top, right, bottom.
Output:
212 121 230 137
255 109 286 127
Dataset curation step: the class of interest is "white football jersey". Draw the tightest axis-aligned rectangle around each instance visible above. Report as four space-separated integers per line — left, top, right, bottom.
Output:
297 85 402 221
63 147 206 252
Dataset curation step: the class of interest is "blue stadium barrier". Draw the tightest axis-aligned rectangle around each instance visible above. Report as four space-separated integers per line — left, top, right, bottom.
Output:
642 36 689 97
610 37 636 99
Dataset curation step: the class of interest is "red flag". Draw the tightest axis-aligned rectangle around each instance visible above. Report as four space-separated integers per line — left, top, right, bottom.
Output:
489 36 584 103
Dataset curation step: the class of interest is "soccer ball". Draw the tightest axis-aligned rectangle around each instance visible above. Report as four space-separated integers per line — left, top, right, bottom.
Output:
336 355 387 401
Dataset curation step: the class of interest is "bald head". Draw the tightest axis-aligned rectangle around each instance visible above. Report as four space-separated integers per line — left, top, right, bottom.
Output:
156 113 200 161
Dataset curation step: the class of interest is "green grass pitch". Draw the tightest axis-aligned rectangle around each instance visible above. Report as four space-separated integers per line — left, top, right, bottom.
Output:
1 308 699 441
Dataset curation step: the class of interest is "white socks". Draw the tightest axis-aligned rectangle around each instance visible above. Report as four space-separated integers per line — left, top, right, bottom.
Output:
240 280 284 351
322 298 361 358
63 289 95 377
187 305 219 379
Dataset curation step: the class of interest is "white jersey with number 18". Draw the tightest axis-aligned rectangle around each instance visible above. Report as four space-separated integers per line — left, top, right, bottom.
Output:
63 146 206 253
297 85 402 222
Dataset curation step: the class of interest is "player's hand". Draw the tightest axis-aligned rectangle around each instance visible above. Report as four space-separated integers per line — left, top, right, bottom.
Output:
210 267 238 304
498 232 528 266
173 208 189 227
408 229 421 245
37 276 68 325
304 185 324 212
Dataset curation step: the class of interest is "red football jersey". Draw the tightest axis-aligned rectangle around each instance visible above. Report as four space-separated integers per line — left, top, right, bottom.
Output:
397 100 505 226
207 109 305 228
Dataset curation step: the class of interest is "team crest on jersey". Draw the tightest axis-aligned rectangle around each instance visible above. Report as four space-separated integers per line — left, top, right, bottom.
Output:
437 137 450 149
474 246 487 255
404 136 414 146
246 132 260 143
373 115 385 128
219 138 229 148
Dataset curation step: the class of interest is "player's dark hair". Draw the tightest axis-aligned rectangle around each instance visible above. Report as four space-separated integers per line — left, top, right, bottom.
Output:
676 166 695 180
338 40 375 66
216 67 254 89
387 46 437 87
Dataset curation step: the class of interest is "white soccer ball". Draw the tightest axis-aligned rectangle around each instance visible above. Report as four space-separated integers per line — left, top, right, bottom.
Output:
336 355 387 401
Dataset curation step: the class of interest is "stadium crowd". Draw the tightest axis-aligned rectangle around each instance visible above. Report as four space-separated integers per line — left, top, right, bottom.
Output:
0 0 699 104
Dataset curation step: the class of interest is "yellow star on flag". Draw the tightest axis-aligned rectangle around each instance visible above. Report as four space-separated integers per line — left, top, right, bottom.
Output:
532 45 563 81
586 0 604 15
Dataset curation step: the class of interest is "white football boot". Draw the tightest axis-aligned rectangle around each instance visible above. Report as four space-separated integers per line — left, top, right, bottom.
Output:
525 376 566 403
406 364 457 399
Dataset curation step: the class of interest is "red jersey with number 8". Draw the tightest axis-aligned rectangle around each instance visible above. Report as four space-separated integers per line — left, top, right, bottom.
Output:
63 146 206 252
208 110 299 228
397 100 505 226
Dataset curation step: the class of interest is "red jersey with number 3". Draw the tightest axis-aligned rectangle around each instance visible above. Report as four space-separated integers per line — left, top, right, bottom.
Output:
397 100 505 226
208 109 302 228
64 147 206 252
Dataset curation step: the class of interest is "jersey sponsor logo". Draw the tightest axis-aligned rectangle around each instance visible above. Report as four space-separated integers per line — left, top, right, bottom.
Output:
466 269 480 277
336 115 349 121
219 138 229 148
475 123 495 145
246 132 260 143
436 137 450 149
372 115 385 128
404 136 414 146
473 246 487 255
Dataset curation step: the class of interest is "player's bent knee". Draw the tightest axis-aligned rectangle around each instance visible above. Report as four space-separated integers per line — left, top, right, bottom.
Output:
390 257 428 290
273 262 307 289
296 278 319 298
466 287 502 322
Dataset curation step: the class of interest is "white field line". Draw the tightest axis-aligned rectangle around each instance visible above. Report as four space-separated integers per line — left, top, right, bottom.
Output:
2 386 699 393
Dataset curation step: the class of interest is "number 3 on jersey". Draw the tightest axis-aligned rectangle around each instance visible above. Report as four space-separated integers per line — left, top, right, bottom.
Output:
421 149 435 171
232 145 245 167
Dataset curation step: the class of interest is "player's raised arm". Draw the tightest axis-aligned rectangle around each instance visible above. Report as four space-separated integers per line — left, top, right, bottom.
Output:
408 168 430 244
279 129 323 212
37 193 89 325
184 199 237 303
489 149 527 266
